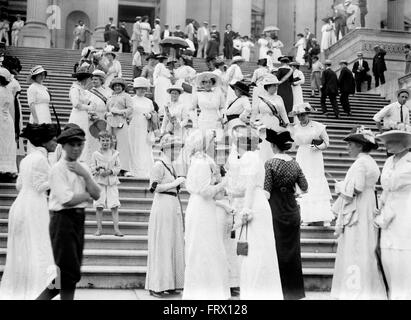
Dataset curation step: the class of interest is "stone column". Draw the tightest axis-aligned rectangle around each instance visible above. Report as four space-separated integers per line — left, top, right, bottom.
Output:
387 0 405 30
264 0 279 28
91 0 119 49
160 0 187 30
18 0 51 48
232 0 251 36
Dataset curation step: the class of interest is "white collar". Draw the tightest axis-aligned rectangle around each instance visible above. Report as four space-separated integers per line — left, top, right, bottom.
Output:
273 153 293 161
33 146 48 158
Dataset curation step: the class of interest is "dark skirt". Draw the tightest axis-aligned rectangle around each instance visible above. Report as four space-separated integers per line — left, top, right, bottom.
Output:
268 189 305 300
277 82 294 115
49 208 85 289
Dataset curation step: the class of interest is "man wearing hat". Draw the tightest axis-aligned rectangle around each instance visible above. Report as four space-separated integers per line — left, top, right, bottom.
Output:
352 52 371 92
11 14 24 47
197 21 210 59
118 22 131 53
210 24 221 47
206 34 220 71
131 16 142 56
373 89 410 133
338 60 355 116
224 24 235 60
372 45 387 88
174 24 185 39
161 24 171 40
37 126 101 300
321 60 340 118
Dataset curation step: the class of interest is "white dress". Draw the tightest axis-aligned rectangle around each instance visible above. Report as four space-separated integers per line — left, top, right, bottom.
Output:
68 82 92 163
238 151 283 300
291 69 305 120
153 62 172 116
241 41 254 62
258 38 269 59
295 38 306 65
0 87 17 173
271 40 284 63
104 60 122 87
251 67 270 110
0 147 57 300
183 153 230 300
175 65 197 113
128 96 155 179
380 152 411 299
321 23 337 52
226 64 244 102
291 121 334 223
194 89 225 132
140 22 152 54
27 82 51 124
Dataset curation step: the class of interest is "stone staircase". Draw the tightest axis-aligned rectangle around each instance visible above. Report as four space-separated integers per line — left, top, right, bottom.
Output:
0 46 390 291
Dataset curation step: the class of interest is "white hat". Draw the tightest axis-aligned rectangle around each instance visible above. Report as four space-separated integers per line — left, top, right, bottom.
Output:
167 85 184 94
324 59 333 65
261 74 280 86
376 129 411 148
133 77 151 88
27 65 48 82
196 72 222 87
288 102 316 117
231 56 245 64
0 67 11 82
92 70 106 80
81 46 96 58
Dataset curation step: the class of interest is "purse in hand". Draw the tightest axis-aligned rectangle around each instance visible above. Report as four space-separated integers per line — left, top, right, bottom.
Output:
311 138 324 146
236 222 248 256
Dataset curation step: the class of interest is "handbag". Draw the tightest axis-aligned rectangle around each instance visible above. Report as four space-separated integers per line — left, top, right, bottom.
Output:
236 222 248 256
311 138 324 146
182 82 193 94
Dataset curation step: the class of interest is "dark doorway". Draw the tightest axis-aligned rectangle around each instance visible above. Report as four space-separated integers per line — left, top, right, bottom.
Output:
118 5 156 37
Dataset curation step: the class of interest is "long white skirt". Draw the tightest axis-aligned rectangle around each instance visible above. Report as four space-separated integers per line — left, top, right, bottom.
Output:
0 114 17 173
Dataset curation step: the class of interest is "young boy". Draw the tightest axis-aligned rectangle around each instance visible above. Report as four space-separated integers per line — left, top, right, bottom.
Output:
37 126 101 300
91 131 123 237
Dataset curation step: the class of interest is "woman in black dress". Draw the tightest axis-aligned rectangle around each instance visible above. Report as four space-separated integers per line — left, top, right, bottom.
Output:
263 129 308 300
276 56 294 122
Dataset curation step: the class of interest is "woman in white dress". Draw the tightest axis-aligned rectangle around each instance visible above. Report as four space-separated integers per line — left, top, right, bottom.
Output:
0 68 17 176
294 33 306 65
224 81 252 133
87 70 112 164
289 103 334 226
331 126 387 300
174 56 197 113
153 56 173 116
321 18 337 52
257 34 271 59
251 74 290 163
183 129 230 300
232 127 283 300
0 123 58 300
68 67 93 163
226 56 245 103
289 62 305 123
103 50 122 87
193 72 225 133
27 65 51 124
161 85 189 139
212 59 229 100
374 128 411 299
145 134 185 298
241 36 254 62
140 16 152 54
271 35 284 63
129 77 155 179
251 58 270 111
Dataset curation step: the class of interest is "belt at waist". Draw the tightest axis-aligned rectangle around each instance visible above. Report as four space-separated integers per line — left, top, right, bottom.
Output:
50 208 85 215
271 186 295 193
159 191 177 197
227 114 240 122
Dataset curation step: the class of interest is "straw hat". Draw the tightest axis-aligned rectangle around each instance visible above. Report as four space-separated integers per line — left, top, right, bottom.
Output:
278 56 291 63
109 78 127 90
231 56 245 64
133 77 151 89
28 65 47 82
81 46 96 58
91 70 106 80
0 67 11 82
289 61 300 67
376 129 411 148
288 102 316 117
89 119 108 139
265 129 294 150
229 81 251 97
72 66 92 80
262 74 280 87
196 72 222 87
167 85 184 94
344 126 379 150
103 45 116 58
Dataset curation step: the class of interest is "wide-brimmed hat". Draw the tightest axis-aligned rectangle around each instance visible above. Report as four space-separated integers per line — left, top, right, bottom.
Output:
167 85 184 94
344 126 379 150
81 46 96 58
103 45 116 58
324 59 333 65
109 77 127 90
196 72 222 87
91 69 106 80
288 102 316 117
89 119 108 139
157 54 168 61
56 126 86 144
229 81 251 97
166 58 178 65
133 77 151 88
0 67 11 82
278 56 291 63
262 74 280 87
289 61 300 67
20 123 59 145
339 60 348 65
146 53 158 61
376 129 411 148
265 129 294 150
72 66 92 80
231 56 245 64
28 65 47 82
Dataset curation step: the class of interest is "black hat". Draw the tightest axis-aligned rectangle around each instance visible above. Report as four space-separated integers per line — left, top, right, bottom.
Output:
265 129 294 150
229 81 251 97
145 53 158 61
20 123 59 145
72 66 92 80
343 126 379 150
278 56 291 63
57 125 86 144
257 58 267 66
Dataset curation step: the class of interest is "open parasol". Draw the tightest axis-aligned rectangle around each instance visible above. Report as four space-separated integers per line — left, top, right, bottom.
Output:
263 26 280 33
160 37 189 48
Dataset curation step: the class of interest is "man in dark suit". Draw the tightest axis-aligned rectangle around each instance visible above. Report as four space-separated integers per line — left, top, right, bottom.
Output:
210 24 221 46
352 51 371 92
206 34 219 70
321 60 340 118
372 45 387 88
304 28 315 68
223 24 235 59
173 25 185 38
118 22 131 53
338 60 355 116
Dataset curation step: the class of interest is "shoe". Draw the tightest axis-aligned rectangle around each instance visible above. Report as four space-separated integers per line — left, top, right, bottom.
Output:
149 290 164 298
165 290 181 295
114 231 124 237
94 230 102 236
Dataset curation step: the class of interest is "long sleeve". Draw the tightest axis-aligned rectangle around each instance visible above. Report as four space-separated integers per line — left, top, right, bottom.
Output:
239 97 252 123
186 156 222 199
240 152 260 210
276 97 290 125
31 158 51 193
296 163 309 192
263 161 274 195
90 152 99 176
70 85 91 111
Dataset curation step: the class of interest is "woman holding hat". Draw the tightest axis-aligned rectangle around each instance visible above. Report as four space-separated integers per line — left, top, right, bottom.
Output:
193 72 225 132
153 55 173 116
0 67 17 178
161 85 189 138
27 65 51 125
145 134 185 298
224 81 252 133
0 123 59 299
250 58 270 110
103 48 122 87
331 126 387 300
276 56 294 122
129 77 155 179
106 77 133 176
263 129 308 300
231 126 283 300
226 56 246 102
68 67 93 163
374 128 411 299
289 103 334 226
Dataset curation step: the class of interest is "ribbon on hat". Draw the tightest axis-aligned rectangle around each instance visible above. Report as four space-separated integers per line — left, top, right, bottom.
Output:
355 126 376 144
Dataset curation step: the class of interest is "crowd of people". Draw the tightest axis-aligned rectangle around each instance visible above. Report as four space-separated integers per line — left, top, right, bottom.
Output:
1 13 411 301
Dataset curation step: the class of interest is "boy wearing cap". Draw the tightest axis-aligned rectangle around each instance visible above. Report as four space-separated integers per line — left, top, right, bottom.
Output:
37 126 100 300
